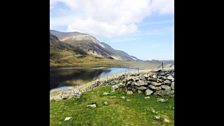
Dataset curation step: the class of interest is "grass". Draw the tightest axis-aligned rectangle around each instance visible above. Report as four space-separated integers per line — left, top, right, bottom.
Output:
50 86 174 126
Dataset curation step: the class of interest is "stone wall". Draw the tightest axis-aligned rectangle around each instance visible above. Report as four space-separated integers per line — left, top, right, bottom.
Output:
50 69 174 101
109 70 174 97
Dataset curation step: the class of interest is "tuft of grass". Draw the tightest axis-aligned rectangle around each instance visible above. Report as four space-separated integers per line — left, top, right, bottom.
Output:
50 86 174 126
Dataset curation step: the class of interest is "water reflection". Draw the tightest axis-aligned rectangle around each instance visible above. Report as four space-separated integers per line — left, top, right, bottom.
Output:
50 67 136 90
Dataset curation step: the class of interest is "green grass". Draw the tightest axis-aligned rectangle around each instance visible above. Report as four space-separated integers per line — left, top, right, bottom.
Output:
50 86 174 126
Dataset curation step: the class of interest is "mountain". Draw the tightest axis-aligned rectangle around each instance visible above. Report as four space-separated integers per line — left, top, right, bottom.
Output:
50 30 139 60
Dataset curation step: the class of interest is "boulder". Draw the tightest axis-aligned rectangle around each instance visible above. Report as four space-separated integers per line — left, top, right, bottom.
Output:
145 89 153 96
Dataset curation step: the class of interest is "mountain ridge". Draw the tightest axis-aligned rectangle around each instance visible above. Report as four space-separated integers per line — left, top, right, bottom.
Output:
50 30 139 61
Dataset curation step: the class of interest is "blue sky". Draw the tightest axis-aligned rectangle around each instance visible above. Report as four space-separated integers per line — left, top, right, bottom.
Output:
50 0 174 60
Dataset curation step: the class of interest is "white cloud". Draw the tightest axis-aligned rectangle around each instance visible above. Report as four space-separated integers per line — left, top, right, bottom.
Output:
50 0 174 38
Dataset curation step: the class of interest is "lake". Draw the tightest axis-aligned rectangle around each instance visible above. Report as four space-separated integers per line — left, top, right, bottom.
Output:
50 67 137 91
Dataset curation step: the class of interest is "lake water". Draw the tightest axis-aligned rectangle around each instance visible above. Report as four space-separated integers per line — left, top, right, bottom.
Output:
50 67 137 91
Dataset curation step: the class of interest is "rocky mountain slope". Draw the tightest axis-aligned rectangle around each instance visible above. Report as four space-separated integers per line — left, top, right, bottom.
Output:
50 30 138 60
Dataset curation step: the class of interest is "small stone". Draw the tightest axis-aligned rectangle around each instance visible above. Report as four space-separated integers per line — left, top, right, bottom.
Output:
154 90 167 96
127 90 133 95
103 92 110 96
154 115 161 120
136 86 147 90
64 117 72 121
150 107 156 114
121 96 126 99
126 99 131 102
111 85 119 92
157 98 167 103
87 104 97 108
161 85 171 91
167 75 174 81
104 101 108 105
164 118 170 123
148 85 161 90
144 96 150 99
134 80 147 86
152 74 157 78
137 90 143 94
145 89 153 96
163 80 171 84
171 82 174 90
150 82 162 86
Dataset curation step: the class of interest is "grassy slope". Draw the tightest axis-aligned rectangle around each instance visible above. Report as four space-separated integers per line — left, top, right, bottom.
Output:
50 86 174 126
50 49 162 69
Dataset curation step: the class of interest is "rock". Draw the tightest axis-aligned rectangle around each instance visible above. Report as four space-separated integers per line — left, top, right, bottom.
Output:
134 80 147 86
144 96 150 99
127 90 133 95
148 78 157 81
145 89 153 96
64 117 72 121
152 74 157 78
171 82 174 90
163 80 171 84
103 92 110 96
167 75 174 81
157 98 167 103
104 101 108 105
148 85 161 90
126 99 131 102
121 96 126 99
126 81 133 85
161 85 171 91
118 83 125 88
163 118 170 123
154 115 161 120
136 86 147 90
137 90 143 94
149 81 162 86
111 85 119 92
150 107 157 114
87 104 97 108
154 90 167 96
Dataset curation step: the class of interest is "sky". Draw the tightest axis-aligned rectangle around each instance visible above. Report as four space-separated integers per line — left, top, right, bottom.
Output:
50 0 174 60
